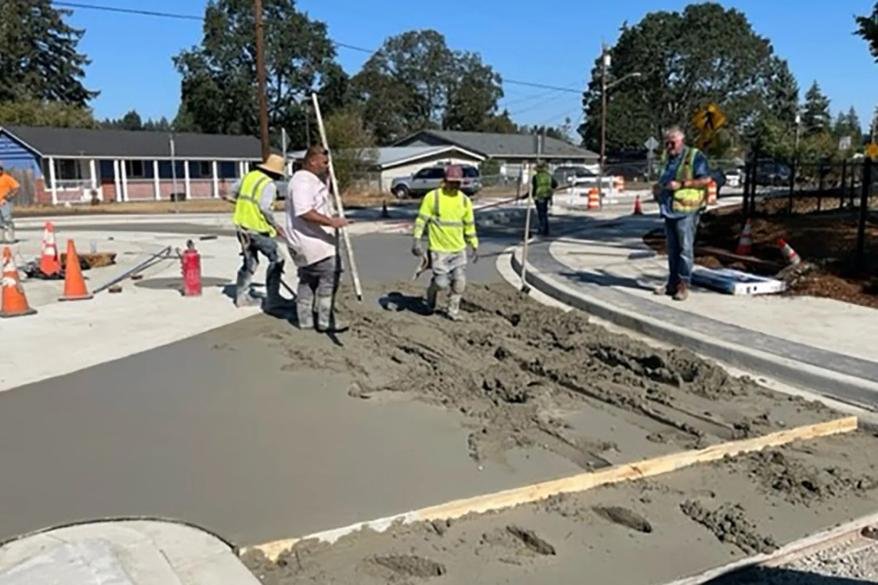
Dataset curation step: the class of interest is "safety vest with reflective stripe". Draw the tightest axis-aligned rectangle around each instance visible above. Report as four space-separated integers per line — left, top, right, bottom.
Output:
533 170 553 200
413 188 478 253
666 147 706 214
233 170 276 237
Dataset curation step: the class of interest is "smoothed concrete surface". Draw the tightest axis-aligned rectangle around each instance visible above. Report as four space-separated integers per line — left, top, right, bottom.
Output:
0 521 258 584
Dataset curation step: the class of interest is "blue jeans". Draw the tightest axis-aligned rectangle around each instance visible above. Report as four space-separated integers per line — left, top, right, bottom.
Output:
535 198 550 235
235 230 283 302
664 213 699 287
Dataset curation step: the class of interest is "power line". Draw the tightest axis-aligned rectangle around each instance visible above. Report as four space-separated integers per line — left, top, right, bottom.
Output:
52 1 584 100
53 1 201 21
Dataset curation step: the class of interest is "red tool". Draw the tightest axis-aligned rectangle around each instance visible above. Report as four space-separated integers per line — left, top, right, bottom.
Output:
181 240 202 296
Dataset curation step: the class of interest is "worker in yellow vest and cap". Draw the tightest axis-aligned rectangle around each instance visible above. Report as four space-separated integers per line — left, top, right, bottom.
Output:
412 165 479 320
652 127 711 301
232 153 286 309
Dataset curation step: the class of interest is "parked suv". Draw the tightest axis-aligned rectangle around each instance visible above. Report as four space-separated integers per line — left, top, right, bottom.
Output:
391 164 481 198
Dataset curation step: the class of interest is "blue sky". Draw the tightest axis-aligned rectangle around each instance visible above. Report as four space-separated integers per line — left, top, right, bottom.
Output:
67 0 876 135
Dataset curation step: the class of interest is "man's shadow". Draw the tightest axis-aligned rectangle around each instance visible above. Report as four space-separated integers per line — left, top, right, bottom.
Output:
379 291 432 316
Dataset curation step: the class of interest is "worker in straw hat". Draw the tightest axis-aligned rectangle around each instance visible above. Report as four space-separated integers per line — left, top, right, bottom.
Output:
231 153 287 309
412 164 479 321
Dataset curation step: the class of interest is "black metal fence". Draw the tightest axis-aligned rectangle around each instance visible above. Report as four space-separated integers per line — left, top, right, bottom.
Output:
740 155 876 272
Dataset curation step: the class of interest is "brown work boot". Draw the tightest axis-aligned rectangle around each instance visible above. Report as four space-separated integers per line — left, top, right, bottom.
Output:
673 282 689 301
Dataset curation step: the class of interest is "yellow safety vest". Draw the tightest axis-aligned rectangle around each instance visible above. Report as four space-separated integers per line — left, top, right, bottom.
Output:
413 188 478 253
533 171 553 200
233 170 276 237
670 147 706 214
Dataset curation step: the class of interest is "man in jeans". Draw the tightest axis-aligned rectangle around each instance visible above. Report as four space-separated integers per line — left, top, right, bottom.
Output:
231 154 286 308
286 146 349 332
0 166 20 243
652 127 711 301
531 162 558 236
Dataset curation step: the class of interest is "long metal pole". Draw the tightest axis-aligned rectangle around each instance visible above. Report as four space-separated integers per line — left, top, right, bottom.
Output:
519 163 533 293
598 45 607 207
311 92 363 302
170 135 178 213
254 0 270 161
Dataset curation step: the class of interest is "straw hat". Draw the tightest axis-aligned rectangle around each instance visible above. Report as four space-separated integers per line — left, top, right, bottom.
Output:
258 154 285 176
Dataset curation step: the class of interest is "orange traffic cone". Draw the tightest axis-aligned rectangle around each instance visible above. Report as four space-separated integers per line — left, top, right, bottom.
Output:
778 238 802 266
59 240 93 301
632 195 643 215
735 219 753 256
39 221 62 277
1 247 37 318
587 188 600 210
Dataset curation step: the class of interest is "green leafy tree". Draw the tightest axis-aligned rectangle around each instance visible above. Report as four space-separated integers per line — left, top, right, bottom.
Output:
479 110 519 134
443 52 503 131
0 100 96 128
802 81 831 136
578 4 792 155
352 30 503 142
323 108 377 194
174 0 341 145
856 2 878 62
0 0 96 105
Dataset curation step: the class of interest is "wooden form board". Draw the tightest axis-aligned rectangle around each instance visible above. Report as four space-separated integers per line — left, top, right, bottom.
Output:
245 416 858 561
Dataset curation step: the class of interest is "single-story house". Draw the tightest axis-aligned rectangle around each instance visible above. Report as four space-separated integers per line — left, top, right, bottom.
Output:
392 130 599 175
289 144 485 193
0 125 262 205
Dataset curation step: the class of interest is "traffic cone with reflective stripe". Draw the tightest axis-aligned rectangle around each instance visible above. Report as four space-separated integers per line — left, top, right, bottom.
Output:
778 238 802 266
39 221 62 277
1 247 36 318
59 240 93 301
735 219 753 256
632 195 643 215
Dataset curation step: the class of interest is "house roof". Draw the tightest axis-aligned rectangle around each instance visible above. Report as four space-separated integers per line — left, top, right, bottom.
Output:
374 145 484 168
393 130 598 160
288 145 485 169
0 125 262 160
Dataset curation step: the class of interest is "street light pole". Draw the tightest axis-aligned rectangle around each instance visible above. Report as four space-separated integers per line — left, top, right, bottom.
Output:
254 0 270 161
598 45 609 205
597 43 640 205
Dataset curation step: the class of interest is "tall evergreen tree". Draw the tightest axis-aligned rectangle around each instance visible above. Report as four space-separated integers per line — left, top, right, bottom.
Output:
801 81 831 136
0 0 96 105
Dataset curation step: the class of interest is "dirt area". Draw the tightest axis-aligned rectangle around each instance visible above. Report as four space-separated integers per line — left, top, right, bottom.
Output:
644 195 878 308
240 282 877 584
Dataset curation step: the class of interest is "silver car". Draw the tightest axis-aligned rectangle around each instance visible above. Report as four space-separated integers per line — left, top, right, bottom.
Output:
391 165 481 198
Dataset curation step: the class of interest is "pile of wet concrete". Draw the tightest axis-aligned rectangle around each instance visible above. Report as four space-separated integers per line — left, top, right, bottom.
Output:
244 283 877 585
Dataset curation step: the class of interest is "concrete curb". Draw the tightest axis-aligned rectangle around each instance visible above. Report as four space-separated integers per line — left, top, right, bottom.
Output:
0 519 259 584
511 248 878 412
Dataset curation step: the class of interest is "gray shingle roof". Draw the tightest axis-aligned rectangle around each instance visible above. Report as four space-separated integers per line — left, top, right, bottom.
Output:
393 130 598 159
1 125 262 159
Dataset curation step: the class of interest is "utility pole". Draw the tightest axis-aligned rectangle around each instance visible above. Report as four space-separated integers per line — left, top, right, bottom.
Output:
254 0 270 160
598 44 609 204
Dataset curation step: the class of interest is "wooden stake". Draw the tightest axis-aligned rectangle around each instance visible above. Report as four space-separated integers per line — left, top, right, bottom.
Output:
310 93 363 302
244 416 857 561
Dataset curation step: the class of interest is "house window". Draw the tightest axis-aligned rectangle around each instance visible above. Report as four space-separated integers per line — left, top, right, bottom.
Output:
199 161 212 177
125 160 146 178
55 159 82 181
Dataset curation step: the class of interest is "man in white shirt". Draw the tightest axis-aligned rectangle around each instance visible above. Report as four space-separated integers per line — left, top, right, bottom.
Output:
286 146 349 331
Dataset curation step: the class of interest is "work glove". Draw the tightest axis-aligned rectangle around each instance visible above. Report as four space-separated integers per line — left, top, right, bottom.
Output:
411 239 424 257
470 247 480 264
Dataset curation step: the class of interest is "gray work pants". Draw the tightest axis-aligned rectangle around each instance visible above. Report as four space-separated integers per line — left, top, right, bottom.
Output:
296 255 339 329
427 250 467 318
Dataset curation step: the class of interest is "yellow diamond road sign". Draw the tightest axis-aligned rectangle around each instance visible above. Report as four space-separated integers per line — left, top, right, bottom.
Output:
867 143 878 161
